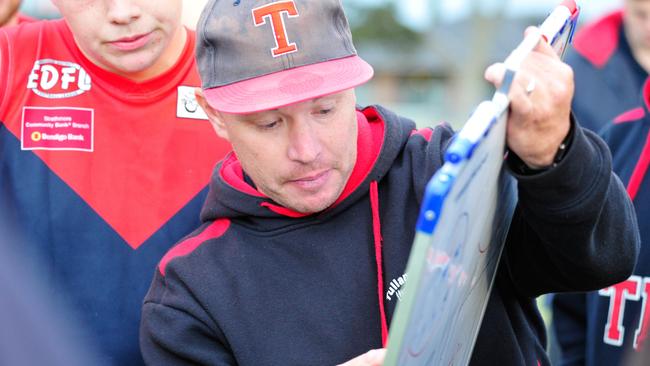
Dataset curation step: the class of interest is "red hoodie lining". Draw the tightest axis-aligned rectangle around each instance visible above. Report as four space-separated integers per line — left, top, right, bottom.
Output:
260 202 310 218
331 110 385 207
220 153 266 198
410 128 434 142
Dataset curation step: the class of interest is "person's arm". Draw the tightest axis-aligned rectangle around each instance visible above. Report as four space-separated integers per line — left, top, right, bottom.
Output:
551 293 587 366
140 268 236 366
501 122 638 296
483 27 639 296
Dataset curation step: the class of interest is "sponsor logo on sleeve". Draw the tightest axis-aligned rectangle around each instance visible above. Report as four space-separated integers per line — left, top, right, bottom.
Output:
21 107 94 151
177 86 208 120
27 59 92 99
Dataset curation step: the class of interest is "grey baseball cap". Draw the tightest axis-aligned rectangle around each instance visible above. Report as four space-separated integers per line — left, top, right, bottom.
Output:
196 0 374 114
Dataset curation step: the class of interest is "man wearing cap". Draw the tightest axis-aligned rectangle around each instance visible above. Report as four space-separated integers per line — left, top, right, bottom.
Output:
139 0 639 365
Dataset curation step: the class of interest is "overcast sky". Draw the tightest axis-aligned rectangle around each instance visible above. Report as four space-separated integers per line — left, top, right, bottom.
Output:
349 0 623 30
22 0 624 31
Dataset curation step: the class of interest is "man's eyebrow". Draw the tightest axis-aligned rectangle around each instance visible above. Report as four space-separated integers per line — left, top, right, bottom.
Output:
233 110 277 122
312 95 338 104
233 96 339 121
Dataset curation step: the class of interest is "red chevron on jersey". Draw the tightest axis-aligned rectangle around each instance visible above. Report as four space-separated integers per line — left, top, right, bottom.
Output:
0 20 231 249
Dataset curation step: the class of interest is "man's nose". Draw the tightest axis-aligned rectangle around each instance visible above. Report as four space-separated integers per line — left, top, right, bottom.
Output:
287 119 321 164
107 0 142 25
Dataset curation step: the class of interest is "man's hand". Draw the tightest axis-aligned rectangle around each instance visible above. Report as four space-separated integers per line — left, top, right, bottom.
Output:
485 27 574 169
337 349 386 366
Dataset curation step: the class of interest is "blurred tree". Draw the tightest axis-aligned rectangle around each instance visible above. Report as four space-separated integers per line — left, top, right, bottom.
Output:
450 0 506 124
348 4 423 49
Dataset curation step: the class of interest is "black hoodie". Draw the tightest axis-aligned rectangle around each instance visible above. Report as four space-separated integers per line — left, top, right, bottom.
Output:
140 106 638 365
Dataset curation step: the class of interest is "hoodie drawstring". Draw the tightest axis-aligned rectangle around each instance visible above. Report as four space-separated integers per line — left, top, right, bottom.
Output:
370 181 389 347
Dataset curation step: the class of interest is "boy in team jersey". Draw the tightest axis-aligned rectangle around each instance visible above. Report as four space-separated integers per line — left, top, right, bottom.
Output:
0 0 230 364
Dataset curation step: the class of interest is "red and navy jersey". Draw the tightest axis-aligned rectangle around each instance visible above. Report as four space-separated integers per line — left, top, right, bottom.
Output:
567 11 648 132
553 79 650 366
0 20 231 364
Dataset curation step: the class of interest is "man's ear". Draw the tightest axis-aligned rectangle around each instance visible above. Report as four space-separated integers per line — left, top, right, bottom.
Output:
195 88 229 141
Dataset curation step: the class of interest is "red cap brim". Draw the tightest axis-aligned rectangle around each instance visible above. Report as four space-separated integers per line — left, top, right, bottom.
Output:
203 55 374 114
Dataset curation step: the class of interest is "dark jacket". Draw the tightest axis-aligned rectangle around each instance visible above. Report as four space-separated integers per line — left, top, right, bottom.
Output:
553 78 650 366
567 11 647 133
141 106 638 365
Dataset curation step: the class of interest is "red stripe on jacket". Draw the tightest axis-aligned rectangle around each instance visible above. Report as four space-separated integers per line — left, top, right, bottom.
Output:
159 219 231 276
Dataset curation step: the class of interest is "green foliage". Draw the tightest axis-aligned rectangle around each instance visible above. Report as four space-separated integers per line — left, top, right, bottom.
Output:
349 4 423 49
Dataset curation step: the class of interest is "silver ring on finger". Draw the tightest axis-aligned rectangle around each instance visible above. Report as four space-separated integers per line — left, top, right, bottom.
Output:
525 78 536 96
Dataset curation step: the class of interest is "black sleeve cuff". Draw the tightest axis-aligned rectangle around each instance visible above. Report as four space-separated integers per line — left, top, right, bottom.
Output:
507 114 576 176
508 114 613 216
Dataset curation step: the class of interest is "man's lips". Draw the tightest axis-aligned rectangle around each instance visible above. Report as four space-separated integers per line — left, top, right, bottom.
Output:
109 32 153 51
288 170 332 190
